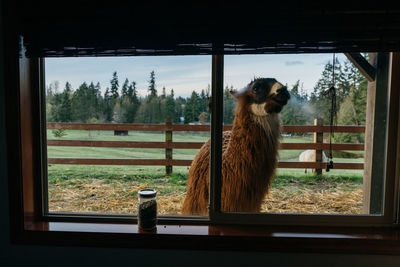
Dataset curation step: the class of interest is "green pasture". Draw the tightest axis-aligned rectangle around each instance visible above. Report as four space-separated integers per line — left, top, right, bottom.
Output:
47 129 364 162
47 129 364 190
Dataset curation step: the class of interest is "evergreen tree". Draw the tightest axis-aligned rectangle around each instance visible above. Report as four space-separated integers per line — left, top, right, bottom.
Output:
161 86 166 99
86 82 98 119
148 70 157 100
122 81 140 123
121 78 129 100
49 92 62 122
164 90 175 121
150 97 163 123
135 71 161 123
121 98 137 123
311 57 341 123
48 82 71 122
311 55 367 141
133 99 146 123
94 82 103 116
110 71 119 101
134 96 162 123
71 82 89 122
184 91 201 123
200 88 210 113
134 98 153 123
58 82 72 122
127 81 136 100
335 69 367 143
103 88 113 122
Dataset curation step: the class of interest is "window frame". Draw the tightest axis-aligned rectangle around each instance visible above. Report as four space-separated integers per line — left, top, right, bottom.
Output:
39 53 398 227
5 0 400 253
7 43 400 252
207 52 399 227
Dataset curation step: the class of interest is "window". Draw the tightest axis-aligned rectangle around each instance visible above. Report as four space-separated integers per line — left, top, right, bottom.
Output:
213 53 396 226
10 52 400 252
222 54 367 215
28 52 396 227
7 1 400 253
44 56 211 217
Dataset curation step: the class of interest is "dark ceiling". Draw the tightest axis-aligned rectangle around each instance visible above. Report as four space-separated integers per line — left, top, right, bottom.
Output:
7 1 400 56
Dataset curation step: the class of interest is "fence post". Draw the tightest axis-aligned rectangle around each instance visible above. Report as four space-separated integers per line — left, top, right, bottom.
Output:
165 118 173 175
313 118 323 175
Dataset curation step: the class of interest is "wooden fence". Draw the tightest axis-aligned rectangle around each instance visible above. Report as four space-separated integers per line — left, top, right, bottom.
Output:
47 120 365 174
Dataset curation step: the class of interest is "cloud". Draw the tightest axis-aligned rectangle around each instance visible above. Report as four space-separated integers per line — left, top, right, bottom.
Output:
285 61 304 66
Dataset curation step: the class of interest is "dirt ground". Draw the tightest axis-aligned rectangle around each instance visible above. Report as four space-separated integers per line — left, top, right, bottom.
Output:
48 179 363 215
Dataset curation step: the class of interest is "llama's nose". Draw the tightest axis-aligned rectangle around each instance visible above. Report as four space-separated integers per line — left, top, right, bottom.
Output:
277 87 290 100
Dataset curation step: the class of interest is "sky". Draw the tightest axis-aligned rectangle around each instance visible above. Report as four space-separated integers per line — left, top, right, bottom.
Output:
45 53 347 98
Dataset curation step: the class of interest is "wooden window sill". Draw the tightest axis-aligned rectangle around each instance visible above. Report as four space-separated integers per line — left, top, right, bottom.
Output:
18 220 400 254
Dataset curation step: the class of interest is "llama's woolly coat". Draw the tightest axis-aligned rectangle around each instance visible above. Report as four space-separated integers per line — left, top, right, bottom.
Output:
299 149 327 173
299 149 327 162
182 96 282 214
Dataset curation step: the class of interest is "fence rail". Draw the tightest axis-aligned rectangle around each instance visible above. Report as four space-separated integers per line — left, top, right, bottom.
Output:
47 122 366 133
47 122 366 173
46 140 364 151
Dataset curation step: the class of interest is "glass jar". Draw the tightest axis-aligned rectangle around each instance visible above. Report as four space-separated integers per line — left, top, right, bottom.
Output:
137 189 157 231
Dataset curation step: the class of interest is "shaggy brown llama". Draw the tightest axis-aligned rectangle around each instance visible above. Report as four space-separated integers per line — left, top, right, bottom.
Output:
182 78 290 215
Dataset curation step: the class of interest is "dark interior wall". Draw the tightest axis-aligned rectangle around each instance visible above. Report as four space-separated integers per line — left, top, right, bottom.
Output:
2 3 400 267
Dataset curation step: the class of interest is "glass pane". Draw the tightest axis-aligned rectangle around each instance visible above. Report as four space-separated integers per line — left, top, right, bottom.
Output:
45 56 211 216
217 53 385 215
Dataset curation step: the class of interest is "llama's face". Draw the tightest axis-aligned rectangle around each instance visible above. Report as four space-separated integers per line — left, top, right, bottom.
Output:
233 78 290 115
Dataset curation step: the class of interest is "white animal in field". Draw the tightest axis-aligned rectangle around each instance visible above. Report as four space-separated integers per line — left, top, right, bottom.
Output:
299 149 327 173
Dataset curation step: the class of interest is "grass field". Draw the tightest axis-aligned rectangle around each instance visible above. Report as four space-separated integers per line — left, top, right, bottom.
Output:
47 129 365 215
47 129 364 162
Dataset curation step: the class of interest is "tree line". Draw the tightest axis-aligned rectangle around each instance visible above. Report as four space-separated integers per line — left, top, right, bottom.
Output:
280 56 367 143
46 70 214 125
46 57 367 143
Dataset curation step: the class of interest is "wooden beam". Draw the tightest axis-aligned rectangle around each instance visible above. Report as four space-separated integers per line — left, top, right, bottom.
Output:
386 53 400 223
363 52 390 214
313 118 324 175
345 53 376 82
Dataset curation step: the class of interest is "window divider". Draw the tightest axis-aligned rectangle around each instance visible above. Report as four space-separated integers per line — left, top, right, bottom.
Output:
209 55 224 219
38 57 49 219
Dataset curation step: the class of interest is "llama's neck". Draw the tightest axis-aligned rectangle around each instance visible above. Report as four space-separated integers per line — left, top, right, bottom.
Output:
231 113 281 161
250 113 281 144
232 109 281 146
224 110 281 211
